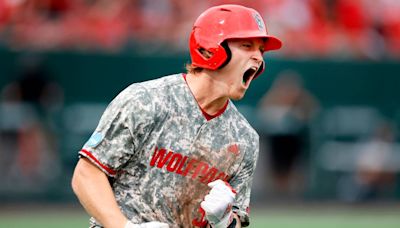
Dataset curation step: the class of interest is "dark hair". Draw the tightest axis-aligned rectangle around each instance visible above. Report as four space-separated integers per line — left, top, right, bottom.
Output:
185 63 203 74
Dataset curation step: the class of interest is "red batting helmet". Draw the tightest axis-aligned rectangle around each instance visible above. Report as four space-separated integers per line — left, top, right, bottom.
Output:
189 4 282 77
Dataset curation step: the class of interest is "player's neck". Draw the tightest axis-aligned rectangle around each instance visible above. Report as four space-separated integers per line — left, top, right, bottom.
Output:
185 72 229 115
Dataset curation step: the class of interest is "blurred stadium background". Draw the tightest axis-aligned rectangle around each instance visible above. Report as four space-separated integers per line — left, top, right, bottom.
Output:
1 0 400 227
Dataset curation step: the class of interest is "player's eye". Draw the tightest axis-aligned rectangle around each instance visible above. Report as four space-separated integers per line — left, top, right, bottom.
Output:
242 43 252 48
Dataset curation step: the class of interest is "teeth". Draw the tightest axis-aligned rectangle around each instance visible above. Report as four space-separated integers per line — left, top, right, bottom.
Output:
249 66 259 72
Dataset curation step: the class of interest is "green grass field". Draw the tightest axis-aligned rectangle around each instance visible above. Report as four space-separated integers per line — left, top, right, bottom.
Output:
0 204 399 228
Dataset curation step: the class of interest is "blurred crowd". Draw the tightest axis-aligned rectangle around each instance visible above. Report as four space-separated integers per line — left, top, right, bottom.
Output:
1 0 400 59
255 70 400 202
0 54 63 191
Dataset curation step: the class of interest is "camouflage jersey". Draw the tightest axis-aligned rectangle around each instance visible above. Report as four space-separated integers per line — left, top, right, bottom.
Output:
79 74 259 228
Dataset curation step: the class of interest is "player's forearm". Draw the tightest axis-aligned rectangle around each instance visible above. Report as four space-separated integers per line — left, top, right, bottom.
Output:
72 158 127 228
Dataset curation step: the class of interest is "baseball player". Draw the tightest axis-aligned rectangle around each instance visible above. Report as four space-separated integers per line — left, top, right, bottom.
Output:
71 4 282 228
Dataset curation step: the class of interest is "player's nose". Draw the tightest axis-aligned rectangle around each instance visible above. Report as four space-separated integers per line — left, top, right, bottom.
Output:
251 51 263 66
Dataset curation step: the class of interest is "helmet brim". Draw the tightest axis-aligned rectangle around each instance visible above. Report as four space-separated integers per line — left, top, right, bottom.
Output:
224 33 282 52
264 36 282 51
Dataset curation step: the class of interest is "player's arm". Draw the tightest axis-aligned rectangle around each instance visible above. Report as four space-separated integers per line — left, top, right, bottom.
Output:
72 158 169 228
72 158 128 228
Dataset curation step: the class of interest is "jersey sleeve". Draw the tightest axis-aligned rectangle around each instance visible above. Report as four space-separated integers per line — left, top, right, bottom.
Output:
229 133 259 227
79 84 156 177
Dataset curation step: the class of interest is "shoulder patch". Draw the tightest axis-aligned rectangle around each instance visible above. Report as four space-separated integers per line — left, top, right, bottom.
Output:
85 132 104 148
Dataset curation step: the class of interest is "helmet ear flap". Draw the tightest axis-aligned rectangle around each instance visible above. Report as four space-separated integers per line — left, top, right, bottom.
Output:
189 29 229 70
218 41 232 69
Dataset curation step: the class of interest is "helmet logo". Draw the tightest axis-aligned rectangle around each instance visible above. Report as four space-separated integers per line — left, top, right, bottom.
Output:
253 13 265 32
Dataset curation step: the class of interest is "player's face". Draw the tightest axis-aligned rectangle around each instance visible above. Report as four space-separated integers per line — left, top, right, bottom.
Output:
219 38 264 100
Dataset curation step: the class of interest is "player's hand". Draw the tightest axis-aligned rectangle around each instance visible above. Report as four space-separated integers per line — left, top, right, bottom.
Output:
124 221 169 228
200 180 236 228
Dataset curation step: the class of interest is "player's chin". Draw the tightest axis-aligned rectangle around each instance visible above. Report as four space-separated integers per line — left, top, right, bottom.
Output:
230 90 246 100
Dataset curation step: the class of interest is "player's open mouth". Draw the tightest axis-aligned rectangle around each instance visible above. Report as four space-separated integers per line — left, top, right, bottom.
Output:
242 66 257 86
